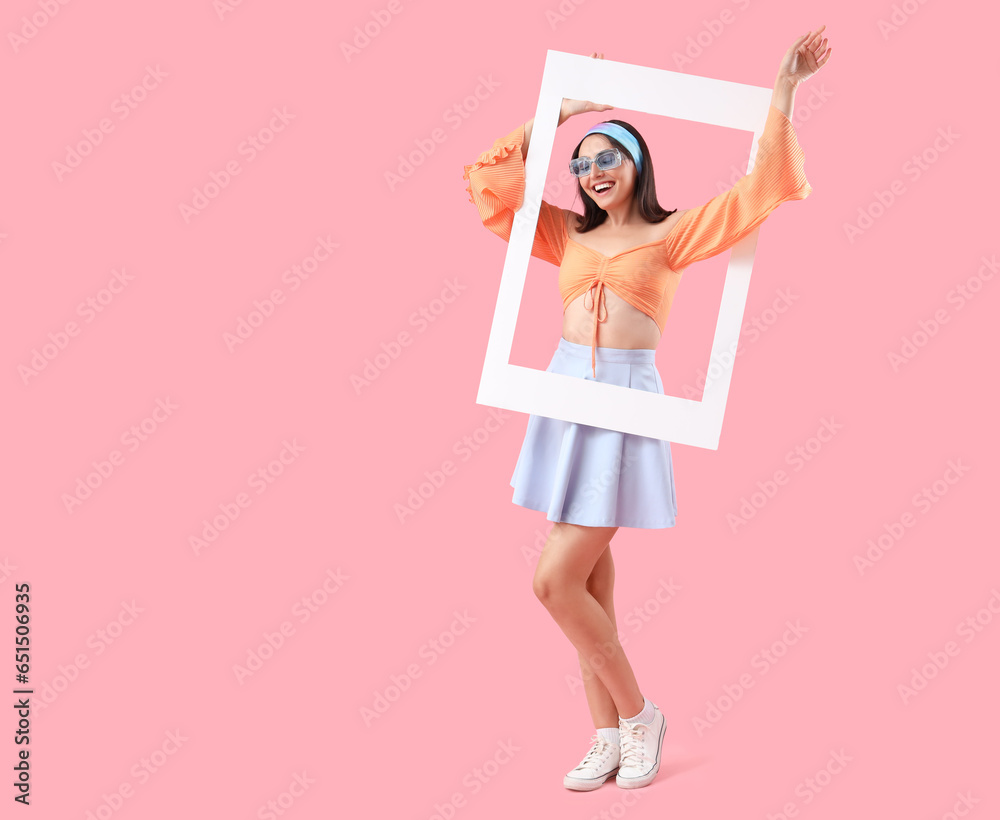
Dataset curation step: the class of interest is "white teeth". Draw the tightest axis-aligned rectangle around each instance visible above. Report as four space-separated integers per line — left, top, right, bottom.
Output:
595 182 614 192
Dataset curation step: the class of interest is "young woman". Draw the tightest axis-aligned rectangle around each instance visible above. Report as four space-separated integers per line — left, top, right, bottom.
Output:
462 30 831 791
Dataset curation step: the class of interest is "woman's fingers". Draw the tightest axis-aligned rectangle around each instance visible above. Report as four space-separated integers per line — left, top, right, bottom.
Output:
805 24 825 43
806 26 828 53
806 29 831 66
798 25 823 51
793 26 833 76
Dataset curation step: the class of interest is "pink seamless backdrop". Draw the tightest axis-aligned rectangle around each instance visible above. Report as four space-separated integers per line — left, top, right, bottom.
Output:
4 1 999 818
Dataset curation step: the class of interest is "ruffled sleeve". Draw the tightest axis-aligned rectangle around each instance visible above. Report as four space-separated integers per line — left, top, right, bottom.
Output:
463 124 568 268
663 105 813 272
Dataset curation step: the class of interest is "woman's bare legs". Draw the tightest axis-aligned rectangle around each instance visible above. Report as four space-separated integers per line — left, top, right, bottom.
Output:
578 543 623 728
532 522 644 721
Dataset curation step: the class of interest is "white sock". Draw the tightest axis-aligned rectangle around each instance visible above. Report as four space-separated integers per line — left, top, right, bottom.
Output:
596 727 619 744
621 696 655 725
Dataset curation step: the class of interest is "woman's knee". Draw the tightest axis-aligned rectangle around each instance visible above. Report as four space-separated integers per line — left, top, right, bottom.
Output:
532 523 616 608
532 563 571 609
532 551 585 610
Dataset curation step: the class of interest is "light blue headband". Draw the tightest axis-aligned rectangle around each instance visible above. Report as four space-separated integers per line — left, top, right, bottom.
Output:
583 123 643 174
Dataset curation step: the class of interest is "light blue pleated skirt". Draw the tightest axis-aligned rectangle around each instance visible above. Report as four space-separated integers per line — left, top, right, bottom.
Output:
509 337 678 529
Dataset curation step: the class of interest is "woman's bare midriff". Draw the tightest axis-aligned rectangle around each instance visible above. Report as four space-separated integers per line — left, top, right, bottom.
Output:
562 209 688 350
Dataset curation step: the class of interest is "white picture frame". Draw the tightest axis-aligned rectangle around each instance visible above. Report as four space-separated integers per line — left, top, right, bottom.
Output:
475 49 776 450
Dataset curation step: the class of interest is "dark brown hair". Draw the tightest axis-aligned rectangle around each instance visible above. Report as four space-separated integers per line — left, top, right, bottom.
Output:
571 119 677 233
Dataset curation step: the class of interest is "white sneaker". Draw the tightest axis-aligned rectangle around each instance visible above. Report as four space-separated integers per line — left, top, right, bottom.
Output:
616 704 666 789
563 733 620 791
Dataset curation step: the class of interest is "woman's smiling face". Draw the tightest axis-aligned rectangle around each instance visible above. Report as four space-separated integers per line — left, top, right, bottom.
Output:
577 135 636 208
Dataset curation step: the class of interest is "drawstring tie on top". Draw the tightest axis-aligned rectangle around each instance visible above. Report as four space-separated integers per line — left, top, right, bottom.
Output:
583 276 608 377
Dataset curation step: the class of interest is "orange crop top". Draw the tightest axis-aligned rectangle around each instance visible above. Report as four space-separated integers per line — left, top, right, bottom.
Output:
463 104 813 376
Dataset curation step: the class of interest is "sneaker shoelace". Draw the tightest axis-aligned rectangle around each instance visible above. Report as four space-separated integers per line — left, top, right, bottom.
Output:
619 721 653 770
576 734 613 771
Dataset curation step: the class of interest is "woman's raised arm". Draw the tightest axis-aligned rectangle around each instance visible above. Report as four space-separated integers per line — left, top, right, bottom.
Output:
770 25 832 119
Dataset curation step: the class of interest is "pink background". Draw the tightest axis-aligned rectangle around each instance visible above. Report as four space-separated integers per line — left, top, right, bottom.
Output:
4 1 999 818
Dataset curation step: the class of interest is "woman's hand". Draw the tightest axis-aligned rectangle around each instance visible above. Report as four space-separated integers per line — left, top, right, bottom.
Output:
558 52 615 126
777 26 832 88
